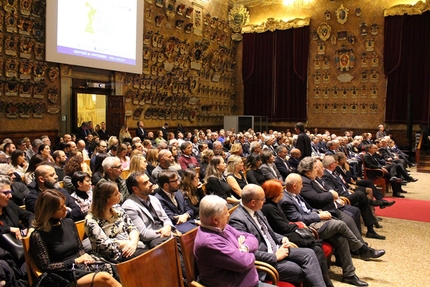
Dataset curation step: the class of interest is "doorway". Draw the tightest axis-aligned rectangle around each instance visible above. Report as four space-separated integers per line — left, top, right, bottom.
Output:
76 93 106 128
72 88 124 139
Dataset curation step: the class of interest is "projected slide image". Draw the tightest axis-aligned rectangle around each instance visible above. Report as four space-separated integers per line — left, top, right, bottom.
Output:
57 0 137 64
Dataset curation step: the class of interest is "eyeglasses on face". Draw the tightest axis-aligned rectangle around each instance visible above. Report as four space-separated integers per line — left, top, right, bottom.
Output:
0 190 12 195
112 165 122 169
169 178 179 183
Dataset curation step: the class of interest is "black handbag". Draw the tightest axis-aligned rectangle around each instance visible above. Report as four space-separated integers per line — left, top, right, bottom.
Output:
294 228 314 239
0 233 24 264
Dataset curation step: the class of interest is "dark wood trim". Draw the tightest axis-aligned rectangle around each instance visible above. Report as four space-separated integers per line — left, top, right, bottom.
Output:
0 129 59 145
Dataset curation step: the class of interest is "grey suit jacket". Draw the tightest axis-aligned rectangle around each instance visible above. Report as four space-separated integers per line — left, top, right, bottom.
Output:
259 163 283 182
229 205 283 266
122 194 173 246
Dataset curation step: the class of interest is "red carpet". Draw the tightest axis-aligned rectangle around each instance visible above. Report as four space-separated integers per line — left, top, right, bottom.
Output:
376 198 430 223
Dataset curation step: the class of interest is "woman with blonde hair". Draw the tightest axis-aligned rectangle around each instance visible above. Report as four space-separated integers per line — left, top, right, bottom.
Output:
107 136 119 150
145 148 159 175
117 143 130 170
229 143 243 157
118 125 132 144
128 155 157 186
85 181 146 263
225 155 247 199
30 189 121 286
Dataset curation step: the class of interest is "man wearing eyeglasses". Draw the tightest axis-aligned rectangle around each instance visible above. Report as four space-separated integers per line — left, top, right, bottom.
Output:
123 172 176 249
99 157 129 203
154 170 196 233
229 184 326 287
0 163 30 206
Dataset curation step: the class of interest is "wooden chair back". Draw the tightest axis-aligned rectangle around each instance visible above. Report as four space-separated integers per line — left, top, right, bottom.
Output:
179 227 199 287
360 154 388 195
228 204 239 215
58 181 64 188
121 169 130 179
116 237 184 287
75 220 86 241
22 231 42 286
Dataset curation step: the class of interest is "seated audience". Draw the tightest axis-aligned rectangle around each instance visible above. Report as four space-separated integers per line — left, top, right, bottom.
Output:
179 169 205 215
205 156 234 202
30 189 121 286
123 172 174 249
98 157 130 203
280 173 385 286
259 150 283 182
26 165 83 221
10 150 28 179
117 143 131 170
228 184 326 286
24 154 45 185
63 156 86 194
194 195 274 287
128 154 157 186
38 144 54 163
85 181 146 262
154 171 197 233
70 171 93 217
199 149 214 181
225 155 247 199
245 154 266 186
0 163 30 206
178 142 199 170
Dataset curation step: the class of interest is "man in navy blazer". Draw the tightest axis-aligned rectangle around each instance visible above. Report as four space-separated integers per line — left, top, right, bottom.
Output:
154 170 196 233
229 184 326 287
123 172 175 249
280 173 384 287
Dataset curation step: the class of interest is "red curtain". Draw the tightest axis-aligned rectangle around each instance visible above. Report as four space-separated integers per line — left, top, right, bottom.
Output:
242 26 309 121
384 11 430 124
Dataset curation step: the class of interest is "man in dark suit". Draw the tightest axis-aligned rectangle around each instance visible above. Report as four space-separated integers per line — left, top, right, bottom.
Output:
98 122 110 141
321 155 385 240
274 146 293 181
294 122 311 159
297 157 365 244
135 120 147 142
76 122 90 141
280 173 384 287
154 170 196 233
229 184 326 287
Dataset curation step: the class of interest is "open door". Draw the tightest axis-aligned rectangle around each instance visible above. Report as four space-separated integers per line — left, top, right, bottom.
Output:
72 88 124 139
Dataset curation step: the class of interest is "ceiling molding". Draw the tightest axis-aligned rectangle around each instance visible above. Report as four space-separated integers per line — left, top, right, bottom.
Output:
242 17 310 33
384 0 430 16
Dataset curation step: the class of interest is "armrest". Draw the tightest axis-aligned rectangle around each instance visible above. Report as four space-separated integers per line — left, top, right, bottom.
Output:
191 281 206 287
340 196 351 205
255 260 279 285
308 226 319 239
364 167 385 179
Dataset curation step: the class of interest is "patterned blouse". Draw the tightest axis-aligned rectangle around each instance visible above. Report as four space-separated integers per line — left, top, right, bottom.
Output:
85 206 144 262
70 189 93 215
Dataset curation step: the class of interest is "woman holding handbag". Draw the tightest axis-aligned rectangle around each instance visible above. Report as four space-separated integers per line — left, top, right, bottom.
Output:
30 189 121 286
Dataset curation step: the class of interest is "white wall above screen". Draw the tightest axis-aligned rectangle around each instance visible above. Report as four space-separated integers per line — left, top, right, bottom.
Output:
46 0 143 74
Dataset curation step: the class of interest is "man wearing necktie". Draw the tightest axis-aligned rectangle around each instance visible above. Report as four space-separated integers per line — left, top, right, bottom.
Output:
321 156 385 240
229 184 326 287
280 174 385 287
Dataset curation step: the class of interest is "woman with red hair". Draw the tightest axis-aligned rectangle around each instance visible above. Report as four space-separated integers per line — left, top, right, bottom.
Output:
261 179 334 287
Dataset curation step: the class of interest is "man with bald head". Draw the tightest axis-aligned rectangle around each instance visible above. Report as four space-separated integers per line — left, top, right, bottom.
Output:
229 184 326 286
287 148 301 173
281 173 385 286
151 149 179 179
25 164 82 220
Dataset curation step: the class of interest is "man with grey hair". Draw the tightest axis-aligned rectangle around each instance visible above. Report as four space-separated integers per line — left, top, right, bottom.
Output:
322 155 385 240
262 136 276 154
195 194 274 287
281 173 384 286
0 163 30 205
229 184 326 286
249 141 262 156
99 156 129 202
